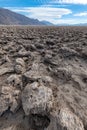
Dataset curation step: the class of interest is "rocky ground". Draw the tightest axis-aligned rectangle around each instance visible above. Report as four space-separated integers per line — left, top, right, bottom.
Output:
0 26 87 130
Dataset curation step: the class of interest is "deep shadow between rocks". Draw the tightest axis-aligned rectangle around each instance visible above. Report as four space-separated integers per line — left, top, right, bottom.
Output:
29 114 50 130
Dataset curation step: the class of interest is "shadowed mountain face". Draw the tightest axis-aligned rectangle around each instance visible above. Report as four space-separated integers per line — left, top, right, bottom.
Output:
0 8 46 25
41 21 54 26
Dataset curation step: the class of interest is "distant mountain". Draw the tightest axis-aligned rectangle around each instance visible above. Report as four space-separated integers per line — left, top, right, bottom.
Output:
0 8 46 25
56 23 87 26
73 23 87 26
41 21 54 26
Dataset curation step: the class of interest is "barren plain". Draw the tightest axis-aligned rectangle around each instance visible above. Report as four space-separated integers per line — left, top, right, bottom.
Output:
0 26 87 130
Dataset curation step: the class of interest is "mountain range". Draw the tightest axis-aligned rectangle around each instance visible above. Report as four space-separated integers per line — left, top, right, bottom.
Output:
0 8 47 25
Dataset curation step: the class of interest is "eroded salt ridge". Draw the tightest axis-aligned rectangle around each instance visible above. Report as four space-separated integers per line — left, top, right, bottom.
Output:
0 26 87 130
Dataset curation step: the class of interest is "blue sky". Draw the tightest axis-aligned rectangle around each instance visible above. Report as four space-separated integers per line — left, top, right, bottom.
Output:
1 0 87 24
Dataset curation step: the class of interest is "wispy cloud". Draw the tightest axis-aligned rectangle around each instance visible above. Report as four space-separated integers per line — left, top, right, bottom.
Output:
50 0 87 4
74 11 87 16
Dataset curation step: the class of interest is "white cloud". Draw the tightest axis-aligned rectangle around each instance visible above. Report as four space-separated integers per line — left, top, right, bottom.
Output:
5 7 87 24
74 12 87 16
9 7 72 23
51 0 87 4
27 7 72 18
41 3 67 7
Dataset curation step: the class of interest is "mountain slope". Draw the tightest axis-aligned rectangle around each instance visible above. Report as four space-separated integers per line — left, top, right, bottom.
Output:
0 8 46 25
41 20 54 25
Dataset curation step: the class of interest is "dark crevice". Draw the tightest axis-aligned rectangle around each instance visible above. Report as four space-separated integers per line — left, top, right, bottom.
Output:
29 114 50 130
0 106 13 117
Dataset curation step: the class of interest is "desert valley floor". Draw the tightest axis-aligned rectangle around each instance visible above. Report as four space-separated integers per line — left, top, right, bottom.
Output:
0 26 87 130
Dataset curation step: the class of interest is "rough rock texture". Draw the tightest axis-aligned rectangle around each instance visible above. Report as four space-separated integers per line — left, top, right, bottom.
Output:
0 67 14 75
0 26 87 130
22 82 54 115
47 107 84 130
6 74 22 89
0 85 21 115
56 108 84 130
14 58 26 74
22 82 54 130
